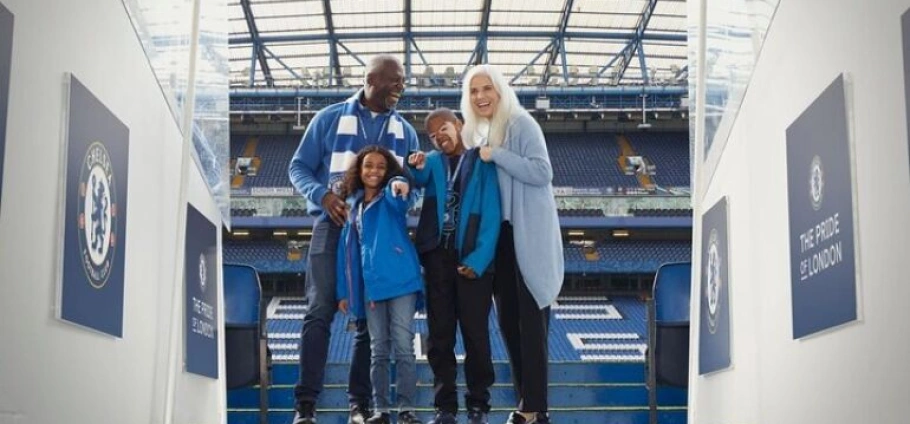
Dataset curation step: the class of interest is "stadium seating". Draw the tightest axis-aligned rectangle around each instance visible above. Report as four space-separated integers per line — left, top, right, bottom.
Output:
564 240 691 274
225 238 689 274
557 208 605 217
223 264 270 423
229 133 692 192
222 240 307 273
647 262 692 423
625 133 689 187
630 207 693 217
546 133 641 189
246 136 298 188
228 295 688 423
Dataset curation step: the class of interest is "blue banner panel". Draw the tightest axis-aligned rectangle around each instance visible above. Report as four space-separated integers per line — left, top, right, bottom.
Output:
59 75 130 337
0 2 13 214
185 203 219 378
787 74 858 339
699 196 731 375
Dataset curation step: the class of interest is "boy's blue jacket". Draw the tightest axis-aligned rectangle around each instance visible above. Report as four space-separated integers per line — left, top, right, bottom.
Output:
409 148 501 275
336 177 424 319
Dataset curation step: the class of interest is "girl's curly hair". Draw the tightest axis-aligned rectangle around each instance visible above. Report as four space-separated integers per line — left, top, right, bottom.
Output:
338 145 405 199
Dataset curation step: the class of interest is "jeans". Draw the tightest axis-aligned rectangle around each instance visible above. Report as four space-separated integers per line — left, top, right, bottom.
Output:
365 293 418 412
294 217 372 409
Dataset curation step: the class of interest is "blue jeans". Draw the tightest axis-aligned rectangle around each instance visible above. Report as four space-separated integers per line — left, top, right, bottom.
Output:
365 293 418 412
294 217 372 409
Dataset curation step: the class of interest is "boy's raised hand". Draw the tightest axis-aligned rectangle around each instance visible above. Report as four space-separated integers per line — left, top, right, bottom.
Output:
408 151 426 170
391 180 410 198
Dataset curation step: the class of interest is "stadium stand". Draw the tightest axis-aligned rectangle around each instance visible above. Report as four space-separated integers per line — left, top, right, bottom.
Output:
625 133 689 187
547 133 641 189
223 240 307 273
227 295 687 423
630 208 693 217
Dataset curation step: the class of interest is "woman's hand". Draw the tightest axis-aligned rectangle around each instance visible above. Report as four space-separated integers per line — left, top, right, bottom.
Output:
338 299 349 315
479 146 493 162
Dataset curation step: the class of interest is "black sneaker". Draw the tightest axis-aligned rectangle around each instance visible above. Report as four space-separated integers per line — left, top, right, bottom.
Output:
398 410 423 424
466 408 488 424
428 410 456 424
365 412 392 424
292 403 317 424
349 403 372 424
505 412 550 424
505 412 525 424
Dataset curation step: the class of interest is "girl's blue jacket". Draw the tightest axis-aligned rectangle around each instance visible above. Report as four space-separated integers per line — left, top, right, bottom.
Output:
336 177 424 319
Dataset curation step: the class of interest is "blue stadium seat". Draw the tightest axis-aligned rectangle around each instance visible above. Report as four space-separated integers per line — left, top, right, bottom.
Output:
626 133 690 187
647 262 691 424
223 264 270 424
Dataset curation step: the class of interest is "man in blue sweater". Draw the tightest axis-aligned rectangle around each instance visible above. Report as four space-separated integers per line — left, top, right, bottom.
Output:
407 108 501 424
288 55 420 424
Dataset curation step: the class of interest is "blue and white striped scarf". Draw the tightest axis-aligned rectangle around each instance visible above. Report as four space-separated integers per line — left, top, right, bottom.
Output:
327 91 410 194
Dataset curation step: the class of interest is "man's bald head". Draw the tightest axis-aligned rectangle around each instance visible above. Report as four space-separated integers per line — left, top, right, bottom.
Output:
366 55 402 78
362 55 405 112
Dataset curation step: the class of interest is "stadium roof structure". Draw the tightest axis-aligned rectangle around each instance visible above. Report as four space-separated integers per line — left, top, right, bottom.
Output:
228 0 689 116
229 0 687 87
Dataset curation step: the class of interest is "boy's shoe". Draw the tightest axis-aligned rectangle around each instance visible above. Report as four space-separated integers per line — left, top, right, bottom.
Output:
292 403 316 424
349 403 372 424
504 412 550 424
427 410 457 424
466 407 488 424
398 410 423 424
365 412 391 424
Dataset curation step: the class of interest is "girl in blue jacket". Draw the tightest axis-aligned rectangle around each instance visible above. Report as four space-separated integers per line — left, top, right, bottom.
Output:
336 145 424 424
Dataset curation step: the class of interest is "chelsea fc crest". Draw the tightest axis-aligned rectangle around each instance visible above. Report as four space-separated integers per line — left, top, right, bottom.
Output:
705 228 722 334
809 155 824 211
77 141 118 289
199 253 208 292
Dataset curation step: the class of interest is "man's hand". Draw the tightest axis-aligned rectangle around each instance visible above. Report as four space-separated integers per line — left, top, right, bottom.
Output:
338 299 349 315
321 192 349 226
408 151 426 170
479 146 493 162
391 180 410 198
457 265 477 279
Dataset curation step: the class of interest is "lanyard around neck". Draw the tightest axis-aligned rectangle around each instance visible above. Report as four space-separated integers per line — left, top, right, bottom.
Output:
358 111 391 145
447 154 466 192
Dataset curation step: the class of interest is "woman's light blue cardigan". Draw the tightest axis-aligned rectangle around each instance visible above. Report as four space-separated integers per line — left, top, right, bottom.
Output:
488 111 565 309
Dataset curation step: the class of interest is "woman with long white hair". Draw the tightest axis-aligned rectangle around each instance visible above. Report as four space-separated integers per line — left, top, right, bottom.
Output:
460 64 564 424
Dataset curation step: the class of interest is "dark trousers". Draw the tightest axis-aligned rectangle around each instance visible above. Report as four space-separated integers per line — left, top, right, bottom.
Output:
493 222 550 413
294 217 372 409
421 246 495 413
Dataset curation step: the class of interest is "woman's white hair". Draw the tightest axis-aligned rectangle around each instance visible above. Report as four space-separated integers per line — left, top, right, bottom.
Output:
460 64 525 149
